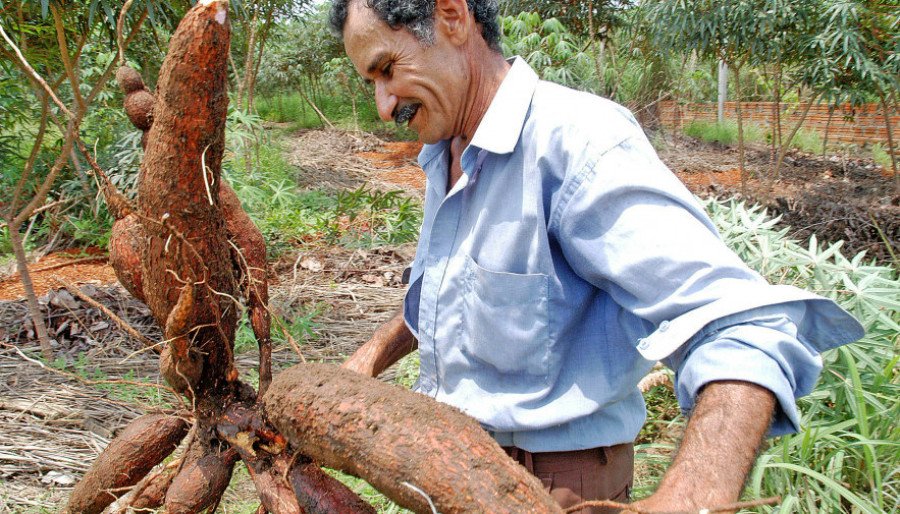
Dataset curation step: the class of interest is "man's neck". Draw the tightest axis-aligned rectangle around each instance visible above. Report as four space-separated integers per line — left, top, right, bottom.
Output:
455 47 510 142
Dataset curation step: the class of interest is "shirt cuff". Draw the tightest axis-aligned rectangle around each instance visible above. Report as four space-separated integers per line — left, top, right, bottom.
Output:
671 319 824 436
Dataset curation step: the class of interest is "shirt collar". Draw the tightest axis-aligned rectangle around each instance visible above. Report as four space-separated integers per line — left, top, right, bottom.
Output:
419 56 539 165
469 56 538 155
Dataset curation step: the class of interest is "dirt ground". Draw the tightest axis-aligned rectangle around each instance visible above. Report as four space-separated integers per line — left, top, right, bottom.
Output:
656 135 898 263
0 128 894 511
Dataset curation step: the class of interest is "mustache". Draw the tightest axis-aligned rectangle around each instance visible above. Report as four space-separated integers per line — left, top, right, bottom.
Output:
393 103 420 126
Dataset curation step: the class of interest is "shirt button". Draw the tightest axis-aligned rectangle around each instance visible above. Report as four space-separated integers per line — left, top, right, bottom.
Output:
659 320 670 332
638 339 650 350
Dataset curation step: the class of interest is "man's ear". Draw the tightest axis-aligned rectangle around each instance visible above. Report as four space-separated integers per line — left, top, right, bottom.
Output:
434 0 471 46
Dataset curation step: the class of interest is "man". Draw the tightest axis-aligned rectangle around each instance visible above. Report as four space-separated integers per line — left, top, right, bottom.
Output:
329 0 863 512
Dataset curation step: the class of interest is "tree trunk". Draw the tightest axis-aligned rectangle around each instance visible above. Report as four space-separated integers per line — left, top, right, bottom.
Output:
732 65 747 195
822 105 835 157
247 7 275 115
878 90 898 192
587 0 604 95
717 60 728 124
774 93 822 179
7 220 53 360
774 65 783 153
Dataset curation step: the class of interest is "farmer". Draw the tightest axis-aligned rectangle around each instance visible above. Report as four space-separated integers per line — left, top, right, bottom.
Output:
330 0 863 512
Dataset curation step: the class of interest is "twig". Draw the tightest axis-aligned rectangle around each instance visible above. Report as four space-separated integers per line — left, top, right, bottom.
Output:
30 198 71 218
53 276 158 351
26 256 108 274
868 212 899 270
564 496 781 514
10 95 50 214
0 21 74 118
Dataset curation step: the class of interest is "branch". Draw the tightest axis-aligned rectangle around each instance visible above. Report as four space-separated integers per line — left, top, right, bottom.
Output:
50 4 85 113
12 117 80 227
0 20 73 118
117 0 136 66
9 95 50 217
54 277 159 352
75 138 134 219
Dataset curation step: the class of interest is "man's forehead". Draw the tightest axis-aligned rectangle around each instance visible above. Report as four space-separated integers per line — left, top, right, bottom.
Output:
344 0 380 33
343 2 406 75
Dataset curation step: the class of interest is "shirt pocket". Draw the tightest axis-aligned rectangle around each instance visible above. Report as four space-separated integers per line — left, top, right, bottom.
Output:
461 255 551 378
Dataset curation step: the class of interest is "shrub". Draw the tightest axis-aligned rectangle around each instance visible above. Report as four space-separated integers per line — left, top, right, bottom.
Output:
702 198 898 512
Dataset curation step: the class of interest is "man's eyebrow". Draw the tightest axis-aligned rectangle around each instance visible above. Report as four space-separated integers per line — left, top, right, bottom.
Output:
366 51 390 75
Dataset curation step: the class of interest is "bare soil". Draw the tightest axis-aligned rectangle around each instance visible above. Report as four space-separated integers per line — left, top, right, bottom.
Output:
657 135 897 263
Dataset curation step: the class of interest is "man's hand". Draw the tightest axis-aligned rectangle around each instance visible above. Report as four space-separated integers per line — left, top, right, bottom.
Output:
341 308 416 378
626 381 776 513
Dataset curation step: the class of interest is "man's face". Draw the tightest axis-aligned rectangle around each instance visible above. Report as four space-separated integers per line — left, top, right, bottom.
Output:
343 2 467 144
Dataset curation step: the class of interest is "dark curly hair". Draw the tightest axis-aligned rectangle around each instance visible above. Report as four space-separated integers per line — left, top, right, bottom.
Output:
330 0 501 52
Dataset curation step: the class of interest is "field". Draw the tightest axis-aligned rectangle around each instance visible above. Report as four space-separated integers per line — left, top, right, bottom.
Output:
1 1 897 510
1 124 896 512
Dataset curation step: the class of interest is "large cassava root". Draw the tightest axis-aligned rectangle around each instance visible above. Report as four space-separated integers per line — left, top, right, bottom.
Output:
66 414 189 514
264 364 564 514
70 1 561 511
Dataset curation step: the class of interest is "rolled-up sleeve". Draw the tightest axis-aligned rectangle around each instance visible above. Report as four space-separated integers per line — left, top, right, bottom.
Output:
554 132 864 434
663 304 827 435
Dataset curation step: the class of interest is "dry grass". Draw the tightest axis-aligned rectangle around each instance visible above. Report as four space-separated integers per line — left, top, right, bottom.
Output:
287 129 424 199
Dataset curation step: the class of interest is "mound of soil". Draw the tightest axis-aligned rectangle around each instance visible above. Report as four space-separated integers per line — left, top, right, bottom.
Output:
657 136 898 263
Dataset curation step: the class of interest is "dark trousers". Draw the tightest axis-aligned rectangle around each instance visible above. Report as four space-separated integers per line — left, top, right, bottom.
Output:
503 444 634 514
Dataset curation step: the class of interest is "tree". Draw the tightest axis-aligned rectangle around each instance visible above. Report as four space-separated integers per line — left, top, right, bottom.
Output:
645 0 821 193
501 12 594 90
0 0 157 358
230 0 313 114
500 0 634 38
254 5 345 127
790 0 898 183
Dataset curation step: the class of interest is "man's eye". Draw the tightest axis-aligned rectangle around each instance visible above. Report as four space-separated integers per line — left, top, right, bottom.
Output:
382 63 393 77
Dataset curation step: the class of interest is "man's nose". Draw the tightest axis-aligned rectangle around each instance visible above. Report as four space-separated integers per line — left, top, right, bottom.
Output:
374 81 397 122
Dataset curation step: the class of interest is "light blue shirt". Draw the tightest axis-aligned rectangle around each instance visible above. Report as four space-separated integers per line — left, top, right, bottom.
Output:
403 57 863 452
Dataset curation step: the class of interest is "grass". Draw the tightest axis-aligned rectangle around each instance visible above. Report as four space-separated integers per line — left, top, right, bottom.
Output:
226 141 422 257
235 305 321 354
788 127 825 154
871 143 895 169
46 351 175 410
683 119 833 156
255 92 418 141
683 119 767 146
